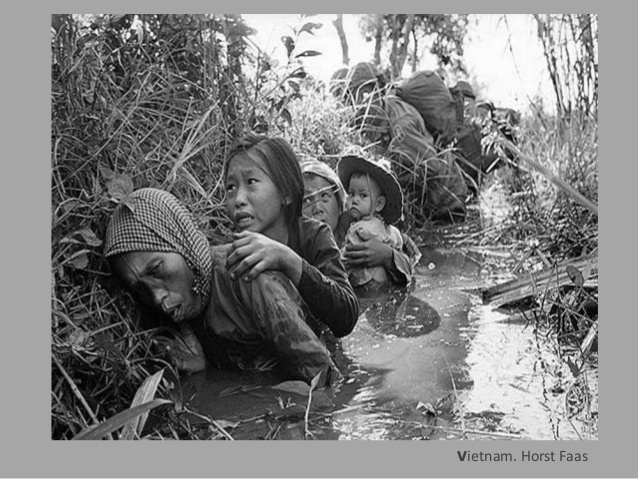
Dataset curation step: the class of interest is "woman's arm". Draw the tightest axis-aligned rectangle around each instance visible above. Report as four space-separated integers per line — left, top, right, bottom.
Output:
338 212 418 287
295 220 359 337
343 238 414 286
225 231 304 285
224 222 359 338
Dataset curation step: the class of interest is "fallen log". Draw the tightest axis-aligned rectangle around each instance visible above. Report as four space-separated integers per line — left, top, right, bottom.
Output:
482 251 598 308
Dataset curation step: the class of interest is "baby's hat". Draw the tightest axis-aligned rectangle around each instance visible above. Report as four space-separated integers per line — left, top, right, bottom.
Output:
337 152 403 225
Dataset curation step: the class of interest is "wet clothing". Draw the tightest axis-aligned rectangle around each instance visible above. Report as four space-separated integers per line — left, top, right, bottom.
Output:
384 95 468 219
334 211 418 287
192 245 338 385
104 188 338 385
344 216 403 287
355 95 468 220
288 216 359 338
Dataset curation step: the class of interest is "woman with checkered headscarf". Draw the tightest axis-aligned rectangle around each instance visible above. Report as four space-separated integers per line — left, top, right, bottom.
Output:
104 188 338 386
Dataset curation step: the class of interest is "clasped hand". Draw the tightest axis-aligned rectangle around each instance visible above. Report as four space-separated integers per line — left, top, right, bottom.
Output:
225 230 296 283
152 325 206 373
342 237 393 268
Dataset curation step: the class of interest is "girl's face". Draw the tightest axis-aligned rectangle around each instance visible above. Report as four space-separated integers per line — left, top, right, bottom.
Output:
346 173 385 221
112 251 203 323
302 174 341 232
225 149 289 240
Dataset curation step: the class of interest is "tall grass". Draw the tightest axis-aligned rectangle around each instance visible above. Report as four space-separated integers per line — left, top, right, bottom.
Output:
51 13 361 440
51 14 249 439
478 111 598 260
52 14 598 440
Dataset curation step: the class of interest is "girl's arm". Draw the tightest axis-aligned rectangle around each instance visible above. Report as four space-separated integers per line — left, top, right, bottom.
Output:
225 231 303 285
224 224 359 338
295 221 359 337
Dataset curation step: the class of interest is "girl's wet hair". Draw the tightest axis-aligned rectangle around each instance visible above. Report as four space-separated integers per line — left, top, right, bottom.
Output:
224 133 304 227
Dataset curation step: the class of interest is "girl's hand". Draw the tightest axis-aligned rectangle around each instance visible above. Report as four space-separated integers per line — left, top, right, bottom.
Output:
343 238 393 269
225 231 302 284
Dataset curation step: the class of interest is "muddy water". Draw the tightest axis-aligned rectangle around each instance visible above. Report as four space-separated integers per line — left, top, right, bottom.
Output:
179 244 597 440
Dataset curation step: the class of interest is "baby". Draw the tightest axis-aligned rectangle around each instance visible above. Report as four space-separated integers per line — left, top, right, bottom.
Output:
337 154 404 287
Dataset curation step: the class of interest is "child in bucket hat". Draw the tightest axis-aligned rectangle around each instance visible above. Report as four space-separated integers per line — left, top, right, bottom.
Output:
337 153 404 287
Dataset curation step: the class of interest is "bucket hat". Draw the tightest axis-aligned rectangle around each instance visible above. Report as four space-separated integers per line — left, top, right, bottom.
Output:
337 154 403 225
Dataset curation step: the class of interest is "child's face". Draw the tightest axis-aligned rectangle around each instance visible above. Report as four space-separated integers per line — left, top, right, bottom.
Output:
225 149 288 240
346 173 385 221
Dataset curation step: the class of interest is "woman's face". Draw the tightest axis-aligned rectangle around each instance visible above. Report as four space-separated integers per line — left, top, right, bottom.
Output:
225 150 288 240
302 174 340 232
112 251 203 323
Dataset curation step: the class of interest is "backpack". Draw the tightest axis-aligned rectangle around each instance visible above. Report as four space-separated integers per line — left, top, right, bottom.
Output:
383 96 468 220
395 71 460 144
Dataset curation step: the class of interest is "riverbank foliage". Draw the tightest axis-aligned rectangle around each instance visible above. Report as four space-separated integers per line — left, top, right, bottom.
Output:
51 14 597 440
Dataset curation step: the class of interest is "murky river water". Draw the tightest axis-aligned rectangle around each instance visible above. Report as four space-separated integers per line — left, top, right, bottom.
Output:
179 239 598 440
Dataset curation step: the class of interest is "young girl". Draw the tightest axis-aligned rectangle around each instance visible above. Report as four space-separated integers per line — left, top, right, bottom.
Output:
223 134 359 338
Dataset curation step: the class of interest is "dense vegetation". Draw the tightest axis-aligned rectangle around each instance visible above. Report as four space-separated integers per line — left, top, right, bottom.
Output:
51 14 597 440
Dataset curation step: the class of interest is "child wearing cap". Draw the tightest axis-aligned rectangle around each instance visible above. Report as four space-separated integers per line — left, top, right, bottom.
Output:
337 154 404 287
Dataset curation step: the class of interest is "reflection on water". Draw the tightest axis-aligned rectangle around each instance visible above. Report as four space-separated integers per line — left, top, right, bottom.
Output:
180 246 598 440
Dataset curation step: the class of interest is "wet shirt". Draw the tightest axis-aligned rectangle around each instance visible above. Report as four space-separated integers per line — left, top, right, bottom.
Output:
335 211 417 287
344 216 404 287
287 216 359 338
104 188 337 385
191 244 338 385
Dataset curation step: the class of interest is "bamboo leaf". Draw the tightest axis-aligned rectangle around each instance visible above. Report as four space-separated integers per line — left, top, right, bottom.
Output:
99 166 115 181
279 108 292 127
309 371 322 391
72 399 171 440
119 369 165 440
272 380 310 396
62 249 90 270
281 36 295 57
295 50 322 58
74 227 103 247
287 80 300 93
298 22 323 36
106 173 134 201
287 67 306 79
565 357 581 378
566 265 584 288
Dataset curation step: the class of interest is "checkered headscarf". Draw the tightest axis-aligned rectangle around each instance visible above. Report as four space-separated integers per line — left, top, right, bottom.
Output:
103 188 213 304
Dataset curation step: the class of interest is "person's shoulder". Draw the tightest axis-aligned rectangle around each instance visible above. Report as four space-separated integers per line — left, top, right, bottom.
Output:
298 216 334 243
299 216 329 234
297 217 340 255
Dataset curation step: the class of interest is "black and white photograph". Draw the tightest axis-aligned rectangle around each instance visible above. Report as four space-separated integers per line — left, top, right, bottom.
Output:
35 10 616 477
50 12 598 442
